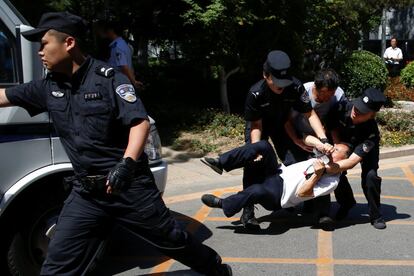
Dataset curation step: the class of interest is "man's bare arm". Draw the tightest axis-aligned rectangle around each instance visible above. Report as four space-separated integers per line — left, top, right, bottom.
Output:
250 119 262 143
0 88 12 107
296 160 325 197
303 134 334 155
304 110 327 139
325 152 362 174
285 118 313 152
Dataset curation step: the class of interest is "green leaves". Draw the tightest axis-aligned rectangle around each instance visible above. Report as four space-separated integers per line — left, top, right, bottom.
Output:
341 50 388 98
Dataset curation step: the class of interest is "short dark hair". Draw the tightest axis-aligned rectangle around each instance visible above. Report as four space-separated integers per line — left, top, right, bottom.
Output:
47 29 87 52
314 69 339 90
98 20 123 36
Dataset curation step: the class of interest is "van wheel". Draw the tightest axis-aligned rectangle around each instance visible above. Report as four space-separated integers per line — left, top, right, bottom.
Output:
7 199 109 276
7 203 61 276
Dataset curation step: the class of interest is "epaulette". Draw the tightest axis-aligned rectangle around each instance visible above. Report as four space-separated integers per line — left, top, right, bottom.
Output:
95 66 115 78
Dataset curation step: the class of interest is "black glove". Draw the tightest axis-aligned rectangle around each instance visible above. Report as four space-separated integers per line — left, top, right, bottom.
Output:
107 157 137 192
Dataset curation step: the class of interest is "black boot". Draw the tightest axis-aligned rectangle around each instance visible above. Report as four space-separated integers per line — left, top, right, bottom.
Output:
240 205 260 230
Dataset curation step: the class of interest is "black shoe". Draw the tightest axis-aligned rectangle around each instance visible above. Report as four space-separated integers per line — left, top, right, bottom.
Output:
201 157 223 175
240 206 260 230
318 216 334 225
371 217 387 230
208 263 233 276
201 194 222 208
335 203 355 221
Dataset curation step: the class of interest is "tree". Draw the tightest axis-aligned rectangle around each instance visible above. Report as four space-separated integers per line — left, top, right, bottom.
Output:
180 0 307 113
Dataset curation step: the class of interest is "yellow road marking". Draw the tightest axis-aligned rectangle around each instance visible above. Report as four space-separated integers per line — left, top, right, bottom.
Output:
164 186 240 204
150 190 224 274
317 230 334 276
402 166 414 188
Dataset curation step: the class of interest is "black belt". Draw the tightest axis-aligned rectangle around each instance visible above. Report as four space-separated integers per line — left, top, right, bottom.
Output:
79 175 108 193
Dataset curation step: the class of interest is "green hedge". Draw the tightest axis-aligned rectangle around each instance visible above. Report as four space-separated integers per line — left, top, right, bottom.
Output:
341 50 388 98
401 61 414 88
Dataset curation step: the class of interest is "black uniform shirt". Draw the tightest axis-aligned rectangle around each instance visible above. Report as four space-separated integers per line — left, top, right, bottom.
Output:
244 78 312 137
6 57 148 176
327 101 380 158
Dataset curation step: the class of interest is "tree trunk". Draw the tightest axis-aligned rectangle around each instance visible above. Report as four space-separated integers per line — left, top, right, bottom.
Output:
137 36 149 67
218 66 240 113
381 8 387 56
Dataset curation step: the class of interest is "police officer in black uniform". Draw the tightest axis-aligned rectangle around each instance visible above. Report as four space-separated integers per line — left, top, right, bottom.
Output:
0 12 232 275
241 50 331 228
327 88 387 230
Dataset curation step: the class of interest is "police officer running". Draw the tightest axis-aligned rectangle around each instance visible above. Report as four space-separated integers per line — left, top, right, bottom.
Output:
240 50 332 229
0 12 231 275
327 88 387 230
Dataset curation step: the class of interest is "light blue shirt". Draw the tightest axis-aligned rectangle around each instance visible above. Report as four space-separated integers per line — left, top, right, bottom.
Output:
108 37 133 71
291 81 346 135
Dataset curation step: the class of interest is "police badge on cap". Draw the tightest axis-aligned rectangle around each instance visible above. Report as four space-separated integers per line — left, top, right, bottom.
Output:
352 88 386 114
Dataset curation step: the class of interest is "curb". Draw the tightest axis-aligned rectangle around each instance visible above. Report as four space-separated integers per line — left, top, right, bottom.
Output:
379 145 414 159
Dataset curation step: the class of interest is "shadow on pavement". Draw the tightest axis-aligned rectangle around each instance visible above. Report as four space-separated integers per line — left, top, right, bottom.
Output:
92 211 213 276
215 203 411 235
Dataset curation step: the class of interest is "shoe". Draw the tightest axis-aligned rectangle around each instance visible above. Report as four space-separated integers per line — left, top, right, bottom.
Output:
240 206 261 230
201 157 223 175
318 216 334 225
208 263 233 276
335 203 355 221
371 217 387 230
201 194 222 208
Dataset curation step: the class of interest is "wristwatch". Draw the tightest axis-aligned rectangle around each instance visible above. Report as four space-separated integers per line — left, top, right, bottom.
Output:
319 137 329 144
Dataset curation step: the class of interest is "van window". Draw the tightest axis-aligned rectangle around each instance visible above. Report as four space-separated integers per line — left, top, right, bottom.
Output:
0 23 17 85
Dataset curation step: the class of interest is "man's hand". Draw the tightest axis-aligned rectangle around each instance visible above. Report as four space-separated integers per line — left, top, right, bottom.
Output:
106 157 137 194
313 159 326 176
294 138 313 152
316 142 334 155
254 154 263 162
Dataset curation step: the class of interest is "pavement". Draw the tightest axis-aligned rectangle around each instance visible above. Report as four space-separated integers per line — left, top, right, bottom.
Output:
93 146 414 276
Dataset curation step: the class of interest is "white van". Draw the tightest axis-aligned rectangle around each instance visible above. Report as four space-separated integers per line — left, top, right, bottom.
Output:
0 0 168 274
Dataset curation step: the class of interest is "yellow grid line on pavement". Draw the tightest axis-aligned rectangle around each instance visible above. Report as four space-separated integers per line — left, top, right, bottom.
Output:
401 166 414 188
150 190 225 275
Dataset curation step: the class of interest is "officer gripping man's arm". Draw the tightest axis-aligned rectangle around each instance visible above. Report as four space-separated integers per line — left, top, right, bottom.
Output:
0 88 11 107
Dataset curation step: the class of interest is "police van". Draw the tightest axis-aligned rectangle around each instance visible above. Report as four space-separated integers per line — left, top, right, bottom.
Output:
0 0 168 274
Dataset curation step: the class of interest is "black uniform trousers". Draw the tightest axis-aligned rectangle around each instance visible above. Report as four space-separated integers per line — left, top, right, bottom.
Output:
218 140 284 217
335 145 382 220
243 122 302 191
41 166 222 276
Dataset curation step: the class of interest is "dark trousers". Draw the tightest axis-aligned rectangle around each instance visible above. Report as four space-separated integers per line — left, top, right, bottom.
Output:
243 122 300 191
41 167 222 276
218 141 284 217
386 63 401 77
335 145 382 219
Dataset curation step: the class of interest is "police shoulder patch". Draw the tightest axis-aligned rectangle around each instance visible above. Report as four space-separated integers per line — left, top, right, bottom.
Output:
300 91 310 103
115 84 137 103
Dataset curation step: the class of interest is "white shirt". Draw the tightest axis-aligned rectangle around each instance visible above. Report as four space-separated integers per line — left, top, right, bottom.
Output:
280 158 339 208
383 47 403 65
290 82 346 134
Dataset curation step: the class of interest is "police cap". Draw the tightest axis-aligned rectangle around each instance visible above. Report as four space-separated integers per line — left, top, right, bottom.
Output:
263 50 293 88
353 88 386 113
22 12 88 42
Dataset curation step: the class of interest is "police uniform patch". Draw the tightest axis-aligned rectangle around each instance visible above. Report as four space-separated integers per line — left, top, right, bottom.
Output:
115 84 137 103
51 91 65 98
362 140 374 153
300 91 310 103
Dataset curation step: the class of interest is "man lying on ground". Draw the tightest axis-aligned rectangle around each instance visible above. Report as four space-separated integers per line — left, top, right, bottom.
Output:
200 136 359 223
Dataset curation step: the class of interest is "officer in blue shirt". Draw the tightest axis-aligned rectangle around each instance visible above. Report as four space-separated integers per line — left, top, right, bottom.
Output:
97 20 142 88
0 12 231 275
